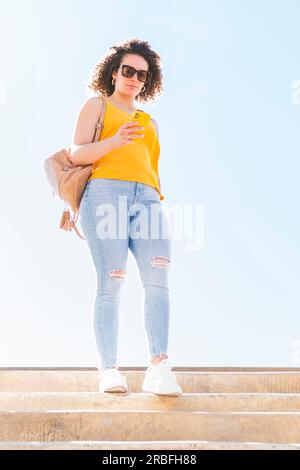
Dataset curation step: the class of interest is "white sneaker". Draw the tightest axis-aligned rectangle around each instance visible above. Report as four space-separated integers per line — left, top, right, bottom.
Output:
98 367 128 393
142 359 183 396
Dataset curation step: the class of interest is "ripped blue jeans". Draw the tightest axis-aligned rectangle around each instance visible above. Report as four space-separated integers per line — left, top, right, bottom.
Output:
79 178 171 370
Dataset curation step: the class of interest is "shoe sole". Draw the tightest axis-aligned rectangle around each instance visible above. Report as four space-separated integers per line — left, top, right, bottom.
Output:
102 386 128 393
153 390 182 396
99 378 128 393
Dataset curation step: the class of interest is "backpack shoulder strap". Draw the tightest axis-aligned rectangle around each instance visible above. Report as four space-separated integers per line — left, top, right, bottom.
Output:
92 96 107 142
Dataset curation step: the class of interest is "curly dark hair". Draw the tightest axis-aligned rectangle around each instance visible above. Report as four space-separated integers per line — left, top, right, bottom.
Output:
86 38 163 104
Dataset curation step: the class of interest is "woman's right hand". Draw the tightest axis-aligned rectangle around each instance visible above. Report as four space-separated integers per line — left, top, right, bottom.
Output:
111 122 145 149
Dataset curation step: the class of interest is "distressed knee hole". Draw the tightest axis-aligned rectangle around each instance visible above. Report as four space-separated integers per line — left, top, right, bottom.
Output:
109 269 126 281
150 256 170 269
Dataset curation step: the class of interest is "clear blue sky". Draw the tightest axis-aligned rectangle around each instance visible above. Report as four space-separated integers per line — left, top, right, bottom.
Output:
0 0 300 368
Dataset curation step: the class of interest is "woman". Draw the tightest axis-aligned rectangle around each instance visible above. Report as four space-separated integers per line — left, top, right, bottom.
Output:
70 38 182 396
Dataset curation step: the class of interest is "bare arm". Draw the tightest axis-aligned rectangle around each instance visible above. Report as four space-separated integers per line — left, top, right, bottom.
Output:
69 96 117 166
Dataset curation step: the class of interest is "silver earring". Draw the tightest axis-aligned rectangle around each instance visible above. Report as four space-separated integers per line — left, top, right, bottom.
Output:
140 85 145 93
112 78 115 86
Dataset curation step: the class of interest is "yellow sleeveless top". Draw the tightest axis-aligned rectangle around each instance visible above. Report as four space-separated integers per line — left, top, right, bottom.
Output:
87 99 164 201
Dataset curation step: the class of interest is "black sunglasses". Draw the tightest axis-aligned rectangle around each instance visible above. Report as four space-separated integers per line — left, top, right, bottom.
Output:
120 64 150 82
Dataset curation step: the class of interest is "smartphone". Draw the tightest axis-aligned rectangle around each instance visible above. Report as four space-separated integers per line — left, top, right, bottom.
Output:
131 110 150 140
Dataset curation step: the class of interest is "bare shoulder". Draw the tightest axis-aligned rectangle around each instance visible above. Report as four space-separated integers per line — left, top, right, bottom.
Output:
71 95 104 146
79 95 104 114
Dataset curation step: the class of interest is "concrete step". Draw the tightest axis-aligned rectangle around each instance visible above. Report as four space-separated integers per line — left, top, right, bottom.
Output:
1 410 300 443
1 369 300 449
1 370 300 393
0 440 300 450
1 391 300 412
